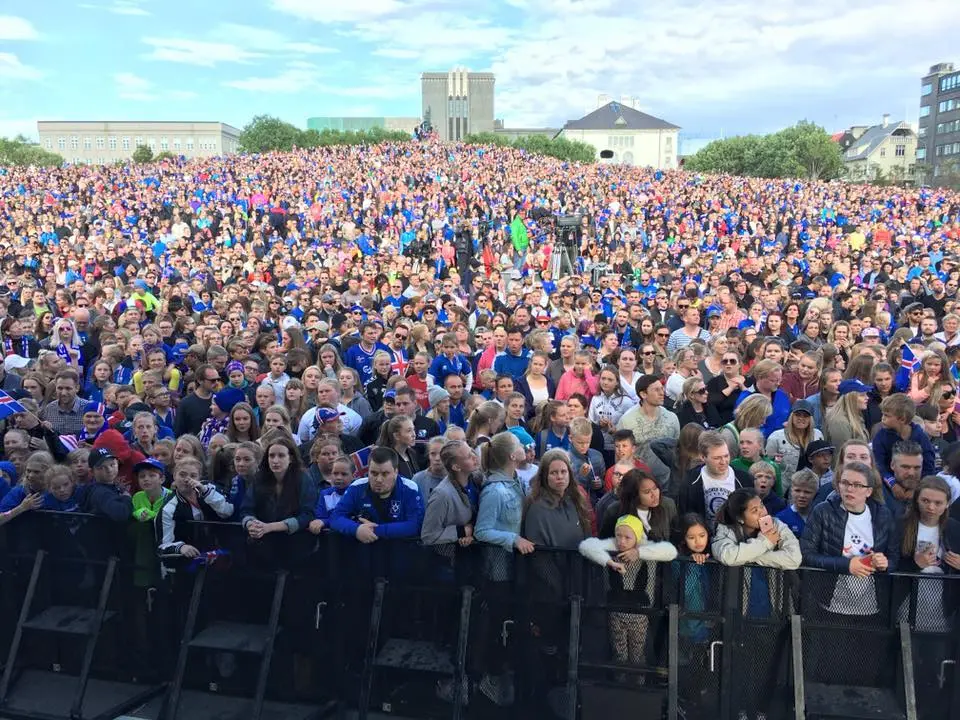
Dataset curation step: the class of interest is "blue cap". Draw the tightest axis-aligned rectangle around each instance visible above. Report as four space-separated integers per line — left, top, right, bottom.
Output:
383 389 397 402
83 401 106 416
838 379 872 396
350 304 364 313
508 426 535 448
134 458 166 475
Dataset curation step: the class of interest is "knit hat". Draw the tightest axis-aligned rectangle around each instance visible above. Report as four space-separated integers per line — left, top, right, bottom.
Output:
615 514 646 544
226 360 245 375
428 386 450 409
83 401 106 416
213 387 245 414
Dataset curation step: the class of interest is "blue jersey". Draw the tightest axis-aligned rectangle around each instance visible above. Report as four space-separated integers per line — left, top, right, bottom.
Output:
493 349 532 381
345 342 390 385
428 353 472 387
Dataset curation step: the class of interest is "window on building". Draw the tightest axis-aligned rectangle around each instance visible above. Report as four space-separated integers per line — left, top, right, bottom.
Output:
83 137 91 150
108 137 117 150
917 147 926 160
160 137 168 151
922 82 933 96
941 74 960 92
919 127 927 138
44 138 51 149
57 137 65 150
173 137 181 151
210 140 216 151
96 137 105 150
895 145 905 157
879 147 886 157
70 136 79 150
122 137 130 150
939 99 959 113
920 105 931 118
148 138 156 150
185 137 194 150
134 136 142 148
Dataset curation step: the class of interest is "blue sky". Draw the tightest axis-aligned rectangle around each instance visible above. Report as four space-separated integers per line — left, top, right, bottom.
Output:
1 0 959 142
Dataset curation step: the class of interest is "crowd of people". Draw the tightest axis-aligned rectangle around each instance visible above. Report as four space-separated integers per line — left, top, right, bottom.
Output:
0 138 960 710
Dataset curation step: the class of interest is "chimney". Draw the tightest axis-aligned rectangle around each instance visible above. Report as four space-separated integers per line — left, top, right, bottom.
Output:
882 113 890 128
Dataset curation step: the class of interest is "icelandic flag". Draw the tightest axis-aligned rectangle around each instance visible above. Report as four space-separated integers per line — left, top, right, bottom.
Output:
0 390 26 421
895 345 920 392
351 446 373 478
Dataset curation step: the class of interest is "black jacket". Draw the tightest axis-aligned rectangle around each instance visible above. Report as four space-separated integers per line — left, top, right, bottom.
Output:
81 482 133 523
677 465 751 520
800 494 898 573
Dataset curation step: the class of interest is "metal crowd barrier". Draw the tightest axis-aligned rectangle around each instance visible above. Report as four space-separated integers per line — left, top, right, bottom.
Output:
0 510 958 720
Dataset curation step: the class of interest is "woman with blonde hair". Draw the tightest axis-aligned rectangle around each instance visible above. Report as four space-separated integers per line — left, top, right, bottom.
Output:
909 348 949 404
824 382 870 448
765 401 823 481
720 394 772 457
737 359 790 438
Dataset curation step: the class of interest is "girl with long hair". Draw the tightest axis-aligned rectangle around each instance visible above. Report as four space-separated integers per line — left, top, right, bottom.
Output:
600 468 678 542
377 415 426 480
765 402 823 481
226 401 260 444
824 387 869 448
465 400 506 451
589 365 637 458
676 375 718 430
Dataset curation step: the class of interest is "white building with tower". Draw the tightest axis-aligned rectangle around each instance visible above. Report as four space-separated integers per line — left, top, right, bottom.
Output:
556 97 680 168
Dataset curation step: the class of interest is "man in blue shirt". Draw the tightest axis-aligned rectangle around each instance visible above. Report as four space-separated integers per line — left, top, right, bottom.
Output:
330 446 424 542
493 326 532 381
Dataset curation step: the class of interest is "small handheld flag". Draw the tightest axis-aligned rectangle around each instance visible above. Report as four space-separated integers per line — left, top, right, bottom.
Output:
0 390 27 421
895 345 920 393
351 445 373 478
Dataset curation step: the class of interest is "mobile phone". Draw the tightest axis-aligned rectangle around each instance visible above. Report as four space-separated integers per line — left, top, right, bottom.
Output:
758 516 774 534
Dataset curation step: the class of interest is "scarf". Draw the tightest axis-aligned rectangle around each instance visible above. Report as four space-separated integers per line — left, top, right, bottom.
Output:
199 416 228 449
3 336 29 357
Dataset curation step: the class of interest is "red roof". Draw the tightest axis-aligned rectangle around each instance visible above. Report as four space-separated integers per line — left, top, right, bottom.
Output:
830 132 844 142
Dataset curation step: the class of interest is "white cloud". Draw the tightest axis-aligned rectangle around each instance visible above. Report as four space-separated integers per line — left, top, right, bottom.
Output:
215 23 337 55
143 37 265 66
224 63 322 93
0 15 39 41
113 72 199 103
114 71 153 101
270 0 407 23
80 1 151 15
0 53 41 81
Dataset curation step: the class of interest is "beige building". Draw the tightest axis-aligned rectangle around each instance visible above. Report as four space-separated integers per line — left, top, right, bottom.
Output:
556 100 680 168
36 121 242 164
841 114 917 182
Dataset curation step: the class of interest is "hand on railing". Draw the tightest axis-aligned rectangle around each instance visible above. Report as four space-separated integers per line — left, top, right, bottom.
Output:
513 536 535 554
356 519 379 544
691 552 709 565
945 551 960 571
458 524 474 547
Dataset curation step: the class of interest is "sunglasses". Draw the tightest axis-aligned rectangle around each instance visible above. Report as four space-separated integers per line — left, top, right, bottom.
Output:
693 388 707 394
657 332 670 338
943 390 956 399
642 350 655 356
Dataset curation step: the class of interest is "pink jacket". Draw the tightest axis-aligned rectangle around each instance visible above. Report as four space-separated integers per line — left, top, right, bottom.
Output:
556 369 599 403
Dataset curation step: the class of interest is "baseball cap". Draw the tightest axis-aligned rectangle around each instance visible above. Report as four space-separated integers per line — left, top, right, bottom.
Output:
805 440 834 459
88 448 117 469
791 400 815 416
838 379 872 396
861 327 880 338
133 458 166 475
3 355 30 372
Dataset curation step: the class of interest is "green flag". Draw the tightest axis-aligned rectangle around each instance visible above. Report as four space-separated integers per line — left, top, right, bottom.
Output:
510 215 529 253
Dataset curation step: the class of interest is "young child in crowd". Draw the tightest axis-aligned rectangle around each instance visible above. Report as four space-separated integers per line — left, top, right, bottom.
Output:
262 352 291 404
132 458 171 523
412 436 447 500
775 469 819 536
507 426 539 491
603 430 652 491
750 460 786 515
673 513 714 712
579 514 677 668
308 455 355 534
569 417 606 505
44 465 85 512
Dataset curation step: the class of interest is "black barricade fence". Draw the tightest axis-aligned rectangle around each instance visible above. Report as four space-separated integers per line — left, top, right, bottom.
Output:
1 511 960 720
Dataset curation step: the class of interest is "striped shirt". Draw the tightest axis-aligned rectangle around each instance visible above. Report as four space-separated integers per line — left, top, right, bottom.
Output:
40 396 87 436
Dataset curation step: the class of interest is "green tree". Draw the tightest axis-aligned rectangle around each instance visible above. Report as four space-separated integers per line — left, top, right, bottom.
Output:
464 132 596 163
132 144 154 164
238 114 304 153
0 135 63 167
155 150 177 161
685 121 843 180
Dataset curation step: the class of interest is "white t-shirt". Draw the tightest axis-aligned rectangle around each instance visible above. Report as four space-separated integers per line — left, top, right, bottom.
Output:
829 506 878 615
701 467 736 523
909 523 948 631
